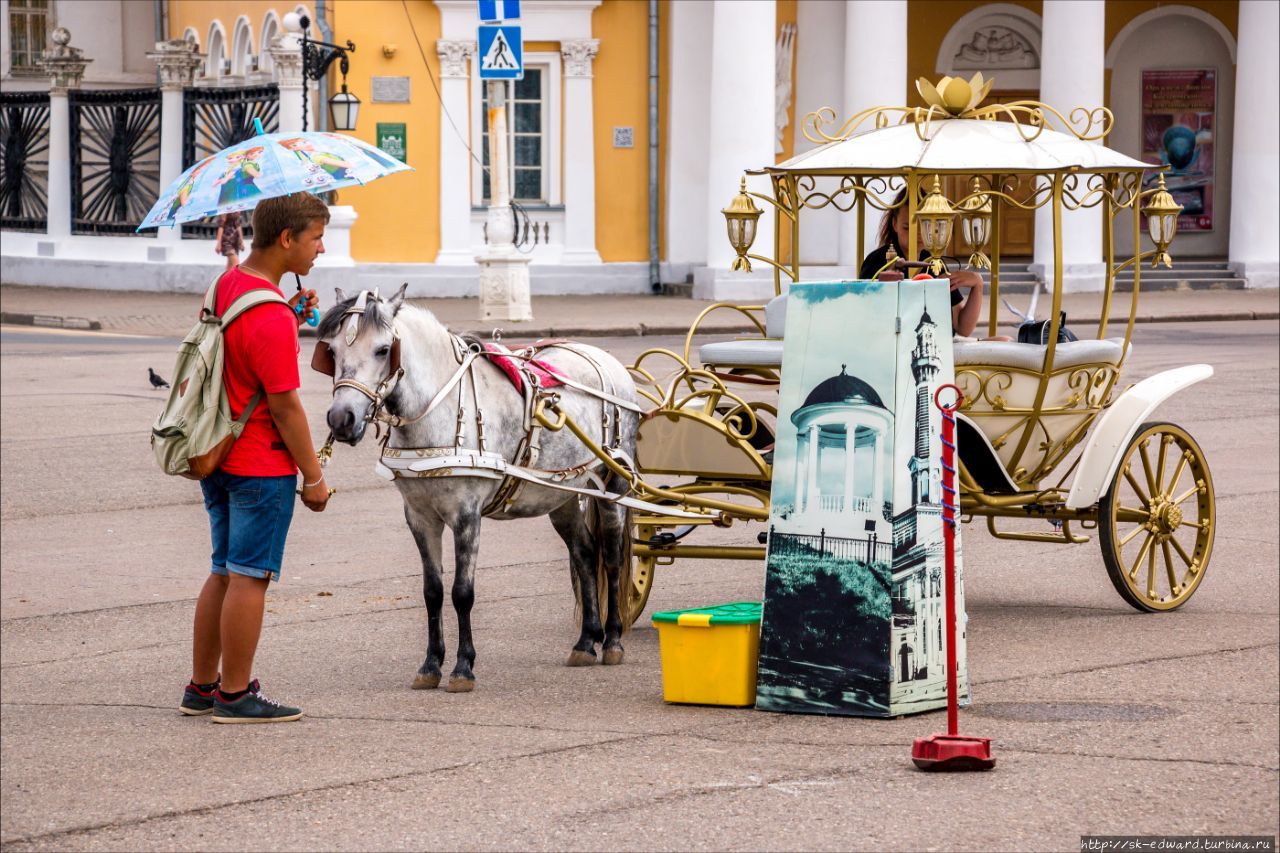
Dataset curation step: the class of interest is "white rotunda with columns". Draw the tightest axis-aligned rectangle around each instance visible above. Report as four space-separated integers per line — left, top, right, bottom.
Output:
788 368 893 540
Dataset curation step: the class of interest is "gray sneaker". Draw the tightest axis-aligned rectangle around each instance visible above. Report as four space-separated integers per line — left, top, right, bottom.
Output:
211 682 302 724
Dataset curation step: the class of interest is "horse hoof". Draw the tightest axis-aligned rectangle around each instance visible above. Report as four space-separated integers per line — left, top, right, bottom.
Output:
412 673 441 690
445 676 475 693
602 647 624 666
566 649 597 667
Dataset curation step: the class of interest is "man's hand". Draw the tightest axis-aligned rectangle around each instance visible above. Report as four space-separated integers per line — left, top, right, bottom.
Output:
301 477 331 512
288 289 319 325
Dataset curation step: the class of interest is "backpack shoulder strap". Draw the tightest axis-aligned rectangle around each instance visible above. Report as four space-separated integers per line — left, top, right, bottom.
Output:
200 272 225 320
220 288 291 328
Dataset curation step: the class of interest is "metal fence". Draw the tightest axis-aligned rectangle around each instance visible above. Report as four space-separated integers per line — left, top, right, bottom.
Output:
768 529 893 565
68 88 162 235
0 92 51 232
181 84 279 239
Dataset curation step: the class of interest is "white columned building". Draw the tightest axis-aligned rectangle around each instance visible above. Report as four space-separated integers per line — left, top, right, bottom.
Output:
148 39 205 253
1228 0 1279 290
560 39 602 264
435 40 476 265
1034 0 1106 292
838 0 907 269
40 28 90 247
694 0 776 301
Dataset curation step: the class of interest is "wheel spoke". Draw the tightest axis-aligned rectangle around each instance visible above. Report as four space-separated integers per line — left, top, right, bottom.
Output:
1116 505 1151 523
1165 453 1190 503
1172 483 1201 506
1145 543 1157 600
1155 435 1170 495
1128 532 1155 582
1168 535 1197 574
1138 439 1158 499
1123 467 1151 508
1119 523 1147 547
1162 540 1181 597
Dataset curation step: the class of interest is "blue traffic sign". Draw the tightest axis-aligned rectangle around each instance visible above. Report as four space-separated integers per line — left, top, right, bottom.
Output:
478 25 522 80
478 0 520 23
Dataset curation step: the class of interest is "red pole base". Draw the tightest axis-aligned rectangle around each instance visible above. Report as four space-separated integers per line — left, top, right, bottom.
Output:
911 734 996 772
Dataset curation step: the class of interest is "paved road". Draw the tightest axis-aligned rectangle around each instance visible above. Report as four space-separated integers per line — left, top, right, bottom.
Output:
2 321 1277 851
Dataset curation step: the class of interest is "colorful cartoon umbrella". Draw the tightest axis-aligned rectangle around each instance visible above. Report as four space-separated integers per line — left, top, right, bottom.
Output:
137 118 411 231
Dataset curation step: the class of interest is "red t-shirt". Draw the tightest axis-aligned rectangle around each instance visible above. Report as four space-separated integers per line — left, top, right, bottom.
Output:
210 268 301 476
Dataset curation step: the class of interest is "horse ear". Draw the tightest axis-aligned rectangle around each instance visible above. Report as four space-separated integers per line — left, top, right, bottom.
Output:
334 287 347 303
387 282 409 315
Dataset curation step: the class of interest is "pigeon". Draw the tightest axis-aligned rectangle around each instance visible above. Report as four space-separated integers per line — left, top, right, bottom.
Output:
148 368 170 389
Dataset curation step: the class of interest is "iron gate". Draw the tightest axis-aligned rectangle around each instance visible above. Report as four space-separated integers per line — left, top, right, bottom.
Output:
182 84 279 239
68 88 162 235
0 92 51 232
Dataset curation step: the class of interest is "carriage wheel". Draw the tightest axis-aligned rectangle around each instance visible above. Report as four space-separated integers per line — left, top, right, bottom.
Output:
1098 422 1215 612
626 523 659 627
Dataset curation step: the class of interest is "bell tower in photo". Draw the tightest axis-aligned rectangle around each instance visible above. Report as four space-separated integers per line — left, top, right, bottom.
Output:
909 306 940 505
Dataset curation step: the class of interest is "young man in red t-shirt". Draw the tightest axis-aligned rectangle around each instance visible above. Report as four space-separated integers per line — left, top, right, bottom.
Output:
179 193 332 723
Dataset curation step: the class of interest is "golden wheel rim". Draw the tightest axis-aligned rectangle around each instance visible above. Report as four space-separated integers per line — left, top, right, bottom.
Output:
627 524 658 626
1107 424 1214 611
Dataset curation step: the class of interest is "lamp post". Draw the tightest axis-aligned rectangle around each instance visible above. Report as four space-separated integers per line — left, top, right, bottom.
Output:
957 177 992 271
1143 173 1182 268
915 175 957 276
298 13 359 132
723 178 764 272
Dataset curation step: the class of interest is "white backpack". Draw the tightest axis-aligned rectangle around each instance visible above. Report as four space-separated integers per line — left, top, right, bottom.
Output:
151 275 290 479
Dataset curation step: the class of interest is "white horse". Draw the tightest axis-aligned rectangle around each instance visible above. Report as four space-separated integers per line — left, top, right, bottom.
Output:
315 286 639 692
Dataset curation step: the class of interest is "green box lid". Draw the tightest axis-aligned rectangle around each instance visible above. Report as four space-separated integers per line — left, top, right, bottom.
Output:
651 601 762 626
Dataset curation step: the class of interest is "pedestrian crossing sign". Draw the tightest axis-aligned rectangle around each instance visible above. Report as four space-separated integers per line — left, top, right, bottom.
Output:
478 25 523 80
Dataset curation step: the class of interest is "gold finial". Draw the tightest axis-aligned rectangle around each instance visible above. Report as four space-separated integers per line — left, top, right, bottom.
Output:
915 73 994 117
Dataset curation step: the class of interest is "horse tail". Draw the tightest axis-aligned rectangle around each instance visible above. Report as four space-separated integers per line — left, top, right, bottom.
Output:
617 505 635 634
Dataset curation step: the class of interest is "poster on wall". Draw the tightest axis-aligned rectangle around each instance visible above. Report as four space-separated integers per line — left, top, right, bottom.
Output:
1141 68 1215 232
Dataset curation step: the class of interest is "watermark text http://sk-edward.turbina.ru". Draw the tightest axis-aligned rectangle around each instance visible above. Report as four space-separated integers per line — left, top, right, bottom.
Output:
1081 837 1276 853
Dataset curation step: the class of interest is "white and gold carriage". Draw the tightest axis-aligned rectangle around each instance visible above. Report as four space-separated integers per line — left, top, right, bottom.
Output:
544 78 1214 621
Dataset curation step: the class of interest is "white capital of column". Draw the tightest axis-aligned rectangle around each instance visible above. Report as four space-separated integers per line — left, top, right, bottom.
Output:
1033 0 1106 292
436 40 475 264
704 0 775 273
561 39 602 264
1229 1 1280 289
839 0 906 267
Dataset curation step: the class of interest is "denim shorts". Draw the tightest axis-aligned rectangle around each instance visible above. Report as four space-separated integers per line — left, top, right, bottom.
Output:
200 471 297 583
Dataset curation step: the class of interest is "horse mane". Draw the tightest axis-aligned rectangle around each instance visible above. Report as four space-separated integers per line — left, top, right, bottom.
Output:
316 292 450 345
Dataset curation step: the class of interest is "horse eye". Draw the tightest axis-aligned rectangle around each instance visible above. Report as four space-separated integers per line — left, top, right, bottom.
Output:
374 345 391 358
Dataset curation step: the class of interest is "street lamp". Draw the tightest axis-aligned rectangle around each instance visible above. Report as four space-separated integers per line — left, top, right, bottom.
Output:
298 13 358 132
1143 173 1182 268
915 175 957 275
722 178 763 272
957 177 992 270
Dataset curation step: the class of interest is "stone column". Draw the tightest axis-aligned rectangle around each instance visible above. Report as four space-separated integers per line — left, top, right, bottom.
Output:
1033 0 1106 292
148 39 204 249
843 422 858 512
561 39 602 264
794 432 807 513
1229 1 1280 289
806 423 820 510
435 40 475 265
695 0 775 299
40 27 91 244
872 430 884 509
839 0 906 268
269 16 305 133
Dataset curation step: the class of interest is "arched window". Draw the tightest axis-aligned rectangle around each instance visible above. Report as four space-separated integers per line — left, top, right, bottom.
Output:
230 16 254 77
206 23 227 80
259 12 281 74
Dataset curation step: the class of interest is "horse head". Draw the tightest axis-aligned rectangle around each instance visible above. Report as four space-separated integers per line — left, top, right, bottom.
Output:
313 283 407 444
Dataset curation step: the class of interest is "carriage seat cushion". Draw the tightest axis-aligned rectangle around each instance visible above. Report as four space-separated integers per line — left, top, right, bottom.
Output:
697 294 788 367
953 338 1128 371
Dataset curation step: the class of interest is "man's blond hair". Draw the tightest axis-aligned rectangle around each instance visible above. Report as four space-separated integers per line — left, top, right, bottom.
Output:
251 193 330 250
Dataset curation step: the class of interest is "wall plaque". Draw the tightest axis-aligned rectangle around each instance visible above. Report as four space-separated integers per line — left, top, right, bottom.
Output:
376 122 407 163
371 76 411 103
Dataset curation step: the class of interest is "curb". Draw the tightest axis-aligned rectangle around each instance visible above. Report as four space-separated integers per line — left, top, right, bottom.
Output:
0 311 102 331
3 310 1276 340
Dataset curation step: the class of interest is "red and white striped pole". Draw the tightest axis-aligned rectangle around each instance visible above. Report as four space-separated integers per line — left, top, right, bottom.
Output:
911 383 995 772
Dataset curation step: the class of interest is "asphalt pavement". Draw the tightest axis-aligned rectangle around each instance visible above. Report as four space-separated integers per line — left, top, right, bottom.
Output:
0 317 1277 851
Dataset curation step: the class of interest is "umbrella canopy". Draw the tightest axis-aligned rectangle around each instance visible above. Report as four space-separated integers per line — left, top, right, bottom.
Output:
767 118 1154 175
138 126 411 230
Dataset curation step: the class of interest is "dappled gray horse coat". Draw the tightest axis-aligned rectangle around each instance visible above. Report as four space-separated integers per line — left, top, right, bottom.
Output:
317 286 638 692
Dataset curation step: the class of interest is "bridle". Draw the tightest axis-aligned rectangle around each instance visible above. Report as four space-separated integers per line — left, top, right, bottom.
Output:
311 289 405 427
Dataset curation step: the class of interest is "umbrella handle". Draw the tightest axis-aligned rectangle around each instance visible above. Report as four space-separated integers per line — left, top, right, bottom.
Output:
253 117 266 136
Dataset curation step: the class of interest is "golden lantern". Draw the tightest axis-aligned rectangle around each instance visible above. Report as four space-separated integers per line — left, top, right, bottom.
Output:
722 178 763 272
1143 173 1182 268
957 177 993 270
915 175 956 275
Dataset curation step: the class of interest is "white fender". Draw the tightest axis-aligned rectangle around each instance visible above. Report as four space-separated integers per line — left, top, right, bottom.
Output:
1065 364 1214 509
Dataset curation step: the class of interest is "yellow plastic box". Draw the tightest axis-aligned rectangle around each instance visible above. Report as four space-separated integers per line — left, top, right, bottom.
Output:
651 602 762 707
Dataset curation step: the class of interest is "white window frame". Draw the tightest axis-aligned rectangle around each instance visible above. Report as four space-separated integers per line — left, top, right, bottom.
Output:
470 51 561 207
